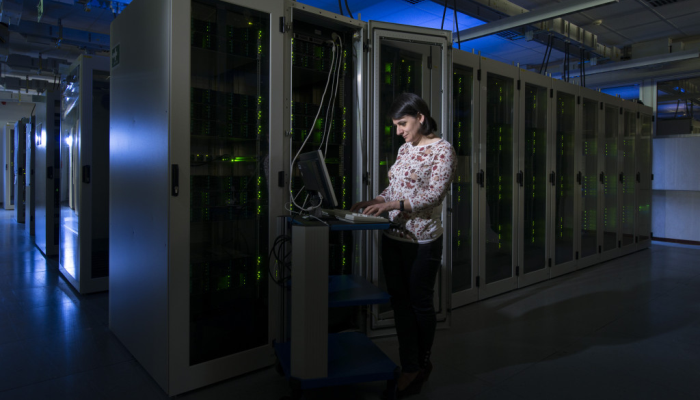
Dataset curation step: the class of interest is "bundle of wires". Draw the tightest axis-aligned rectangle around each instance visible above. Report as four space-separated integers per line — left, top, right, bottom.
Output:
288 33 344 213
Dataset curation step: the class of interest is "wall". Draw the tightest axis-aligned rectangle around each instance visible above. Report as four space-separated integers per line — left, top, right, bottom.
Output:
652 136 700 242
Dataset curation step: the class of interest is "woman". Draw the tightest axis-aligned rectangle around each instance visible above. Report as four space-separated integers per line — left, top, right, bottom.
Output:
351 93 456 397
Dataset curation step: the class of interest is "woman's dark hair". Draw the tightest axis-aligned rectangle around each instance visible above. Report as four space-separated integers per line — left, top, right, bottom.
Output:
388 92 438 135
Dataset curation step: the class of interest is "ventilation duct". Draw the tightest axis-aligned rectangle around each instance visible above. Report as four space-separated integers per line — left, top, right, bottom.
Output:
0 0 23 25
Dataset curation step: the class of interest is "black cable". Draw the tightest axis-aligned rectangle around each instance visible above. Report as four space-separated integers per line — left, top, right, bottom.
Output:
441 0 448 30
544 36 554 74
453 0 461 50
338 0 344 16
539 35 551 74
344 0 354 19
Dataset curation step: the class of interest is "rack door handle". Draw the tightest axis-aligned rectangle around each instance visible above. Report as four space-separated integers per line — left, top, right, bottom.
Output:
599 172 605 184
636 172 641 183
517 170 524 187
550 171 556 186
172 164 179 196
477 170 485 187
619 172 624 183
577 171 582 185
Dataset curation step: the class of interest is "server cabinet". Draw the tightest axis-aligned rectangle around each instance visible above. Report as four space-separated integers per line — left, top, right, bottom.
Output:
110 0 285 395
3 126 14 210
517 69 551 288
451 49 479 307
283 3 367 339
619 100 637 256
58 55 110 294
550 80 578 278
368 21 452 330
34 92 61 256
26 117 36 235
477 59 519 299
636 104 653 249
577 87 605 269
600 97 621 262
285 3 365 274
14 119 27 223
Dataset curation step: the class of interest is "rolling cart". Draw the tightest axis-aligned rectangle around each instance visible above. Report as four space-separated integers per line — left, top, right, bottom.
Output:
274 218 398 399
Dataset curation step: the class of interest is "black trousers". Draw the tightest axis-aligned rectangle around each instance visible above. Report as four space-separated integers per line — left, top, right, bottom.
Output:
381 235 443 373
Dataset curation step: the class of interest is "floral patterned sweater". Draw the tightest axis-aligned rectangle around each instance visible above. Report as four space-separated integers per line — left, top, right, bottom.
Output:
378 139 457 243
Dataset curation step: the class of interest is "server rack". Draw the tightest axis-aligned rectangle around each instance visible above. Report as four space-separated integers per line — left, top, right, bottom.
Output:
477 58 519 299
550 80 579 278
58 55 110 294
109 0 285 395
636 103 653 249
367 21 452 331
285 2 365 278
576 87 606 269
34 91 61 257
619 99 638 256
2 125 14 210
450 49 479 307
517 68 552 288
600 96 621 262
14 118 27 223
26 117 36 235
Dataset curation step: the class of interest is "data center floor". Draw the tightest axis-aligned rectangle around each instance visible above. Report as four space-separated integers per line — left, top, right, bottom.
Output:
0 207 698 399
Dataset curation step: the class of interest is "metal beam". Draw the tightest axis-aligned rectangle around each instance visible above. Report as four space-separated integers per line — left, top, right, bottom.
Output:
453 0 618 42
561 50 700 78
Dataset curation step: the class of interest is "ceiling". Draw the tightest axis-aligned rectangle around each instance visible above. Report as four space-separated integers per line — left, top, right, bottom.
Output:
0 0 698 123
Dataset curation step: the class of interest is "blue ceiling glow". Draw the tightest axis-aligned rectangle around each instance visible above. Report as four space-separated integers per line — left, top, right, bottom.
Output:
601 85 640 100
297 0 484 34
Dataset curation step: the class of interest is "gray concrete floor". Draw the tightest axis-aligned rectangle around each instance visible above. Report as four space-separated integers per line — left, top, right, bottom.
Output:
1 208 699 399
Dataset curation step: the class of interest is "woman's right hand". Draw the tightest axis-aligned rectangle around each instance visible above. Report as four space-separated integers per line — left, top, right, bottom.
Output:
350 199 382 213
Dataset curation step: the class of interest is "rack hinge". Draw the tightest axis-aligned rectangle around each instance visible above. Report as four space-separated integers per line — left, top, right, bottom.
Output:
600 102 603 110
620 108 623 115
517 80 521 90
598 245 602 254
477 69 481 81
548 258 552 267
637 111 640 119
575 251 579 260
515 266 520 276
550 89 553 98
577 96 581 105
476 276 480 287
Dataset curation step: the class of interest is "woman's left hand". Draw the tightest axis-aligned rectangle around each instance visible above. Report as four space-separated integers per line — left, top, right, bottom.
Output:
362 200 398 216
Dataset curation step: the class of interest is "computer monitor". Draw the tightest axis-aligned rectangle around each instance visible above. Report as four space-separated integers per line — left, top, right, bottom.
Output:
297 150 339 209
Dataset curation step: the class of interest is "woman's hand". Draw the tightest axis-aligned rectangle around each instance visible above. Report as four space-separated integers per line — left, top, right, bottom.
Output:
350 198 383 213
361 201 398 216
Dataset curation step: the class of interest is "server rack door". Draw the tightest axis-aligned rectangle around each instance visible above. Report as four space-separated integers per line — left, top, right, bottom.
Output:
4 127 15 209
477 59 519 299
620 102 637 254
451 49 479 308
368 21 452 332
517 69 551 288
550 80 578 278
58 55 110 294
286 3 366 338
577 89 603 269
26 119 36 235
14 120 26 223
34 93 60 257
601 100 621 261
110 0 285 395
637 107 653 248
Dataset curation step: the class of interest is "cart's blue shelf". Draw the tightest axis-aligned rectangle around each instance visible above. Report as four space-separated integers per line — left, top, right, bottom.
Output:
329 274 391 307
274 332 397 390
